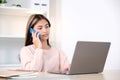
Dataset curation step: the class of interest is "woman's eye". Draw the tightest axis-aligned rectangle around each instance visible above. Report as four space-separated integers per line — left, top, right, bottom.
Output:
45 25 49 28
38 27 42 30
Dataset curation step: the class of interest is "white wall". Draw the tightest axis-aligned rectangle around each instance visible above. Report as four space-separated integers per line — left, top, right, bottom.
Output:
0 15 27 64
61 0 120 70
49 0 62 48
0 38 24 64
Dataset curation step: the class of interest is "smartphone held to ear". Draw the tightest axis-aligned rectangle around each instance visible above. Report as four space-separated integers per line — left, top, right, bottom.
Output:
30 28 41 39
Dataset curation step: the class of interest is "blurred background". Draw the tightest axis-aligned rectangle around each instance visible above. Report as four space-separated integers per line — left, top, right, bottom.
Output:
0 0 120 70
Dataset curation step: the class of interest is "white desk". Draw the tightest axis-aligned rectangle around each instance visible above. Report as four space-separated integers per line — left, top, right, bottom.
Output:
0 70 120 80
37 70 120 80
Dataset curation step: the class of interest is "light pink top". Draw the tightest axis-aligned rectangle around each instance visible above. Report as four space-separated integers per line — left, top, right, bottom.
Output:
20 45 69 72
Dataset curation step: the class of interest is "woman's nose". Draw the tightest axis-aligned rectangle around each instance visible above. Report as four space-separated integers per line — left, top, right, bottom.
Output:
42 28 47 32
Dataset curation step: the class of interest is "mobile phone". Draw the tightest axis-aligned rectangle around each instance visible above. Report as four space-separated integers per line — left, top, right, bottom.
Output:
30 28 41 39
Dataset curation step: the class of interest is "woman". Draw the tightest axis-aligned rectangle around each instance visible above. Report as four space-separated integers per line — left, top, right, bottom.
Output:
20 14 70 72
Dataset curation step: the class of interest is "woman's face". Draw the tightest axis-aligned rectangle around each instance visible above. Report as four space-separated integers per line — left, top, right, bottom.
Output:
33 19 50 40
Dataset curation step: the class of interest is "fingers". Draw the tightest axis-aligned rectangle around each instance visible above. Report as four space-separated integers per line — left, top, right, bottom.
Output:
64 67 70 71
36 32 41 39
32 32 36 39
32 32 38 43
32 32 42 48
32 32 40 39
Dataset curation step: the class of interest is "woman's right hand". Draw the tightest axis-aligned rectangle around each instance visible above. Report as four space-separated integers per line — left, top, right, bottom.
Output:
32 32 42 49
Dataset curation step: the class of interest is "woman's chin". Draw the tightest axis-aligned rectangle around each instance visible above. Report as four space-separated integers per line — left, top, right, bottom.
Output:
41 37 49 41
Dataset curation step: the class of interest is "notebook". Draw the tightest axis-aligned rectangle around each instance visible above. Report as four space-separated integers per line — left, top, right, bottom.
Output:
0 70 38 78
48 41 111 75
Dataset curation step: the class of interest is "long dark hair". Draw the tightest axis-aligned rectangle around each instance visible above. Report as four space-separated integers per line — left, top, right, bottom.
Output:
25 14 51 46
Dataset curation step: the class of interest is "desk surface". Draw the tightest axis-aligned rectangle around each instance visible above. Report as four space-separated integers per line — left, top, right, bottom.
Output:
0 70 120 80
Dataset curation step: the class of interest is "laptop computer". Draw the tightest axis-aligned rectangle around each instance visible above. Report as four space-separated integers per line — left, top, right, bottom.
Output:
48 41 111 75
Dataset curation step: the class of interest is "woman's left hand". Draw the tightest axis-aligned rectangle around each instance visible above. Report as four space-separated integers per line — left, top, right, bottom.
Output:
32 32 42 49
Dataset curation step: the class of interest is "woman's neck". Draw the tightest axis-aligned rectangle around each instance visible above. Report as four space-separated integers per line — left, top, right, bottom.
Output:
41 40 50 49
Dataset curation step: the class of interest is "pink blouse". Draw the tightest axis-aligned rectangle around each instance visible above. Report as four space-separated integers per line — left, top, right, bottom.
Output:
20 45 69 72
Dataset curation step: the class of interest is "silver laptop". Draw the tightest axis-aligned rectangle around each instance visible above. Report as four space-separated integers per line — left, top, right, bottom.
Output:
49 41 111 75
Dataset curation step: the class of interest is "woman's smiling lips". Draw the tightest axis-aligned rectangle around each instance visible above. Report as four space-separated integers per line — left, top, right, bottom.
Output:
42 34 48 37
